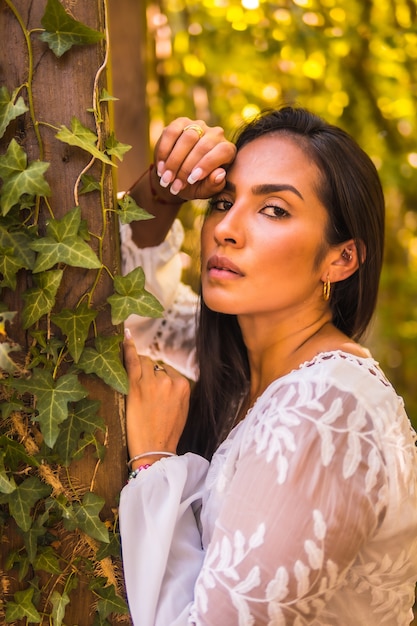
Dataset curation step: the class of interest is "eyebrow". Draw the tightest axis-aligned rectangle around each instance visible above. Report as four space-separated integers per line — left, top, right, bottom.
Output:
224 181 304 200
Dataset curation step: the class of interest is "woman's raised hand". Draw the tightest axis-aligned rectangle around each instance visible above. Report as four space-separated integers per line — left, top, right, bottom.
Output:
123 331 190 468
154 117 237 201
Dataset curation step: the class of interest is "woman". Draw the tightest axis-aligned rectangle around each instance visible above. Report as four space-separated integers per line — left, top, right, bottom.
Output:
120 107 417 625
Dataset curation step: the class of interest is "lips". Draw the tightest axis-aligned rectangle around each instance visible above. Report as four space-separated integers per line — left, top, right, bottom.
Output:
207 255 244 276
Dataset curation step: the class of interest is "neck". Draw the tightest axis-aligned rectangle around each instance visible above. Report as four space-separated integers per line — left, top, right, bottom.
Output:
238 309 335 403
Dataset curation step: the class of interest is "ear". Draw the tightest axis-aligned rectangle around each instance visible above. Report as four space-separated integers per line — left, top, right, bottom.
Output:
322 239 366 284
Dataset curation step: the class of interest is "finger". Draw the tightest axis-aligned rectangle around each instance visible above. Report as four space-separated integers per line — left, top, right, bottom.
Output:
123 332 142 380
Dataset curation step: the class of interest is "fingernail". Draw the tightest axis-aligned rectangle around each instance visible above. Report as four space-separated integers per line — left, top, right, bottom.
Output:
170 179 183 195
160 170 173 188
187 167 203 184
214 170 226 184
124 327 132 340
157 161 165 177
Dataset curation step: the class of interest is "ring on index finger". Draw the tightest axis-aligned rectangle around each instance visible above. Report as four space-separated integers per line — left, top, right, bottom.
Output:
154 363 166 372
182 123 204 139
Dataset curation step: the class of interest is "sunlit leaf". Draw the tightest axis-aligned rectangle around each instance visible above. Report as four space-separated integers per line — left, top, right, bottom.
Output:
0 86 28 139
107 267 164 324
105 133 131 161
56 117 114 165
117 193 155 225
5 586 42 622
51 591 70 626
0 140 50 215
40 0 104 57
77 335 128 394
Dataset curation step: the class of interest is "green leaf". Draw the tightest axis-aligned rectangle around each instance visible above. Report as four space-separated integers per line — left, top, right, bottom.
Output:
34 546 62 574
107 267 164 325
0 451 16 494
105 133 131 162
56 117 114 166
40 0 104 58
0 140 50 216
0 227 35 288
70 491 109 543
8 476 51 532
5 586 41 623
79 174 101 194
14 369 88 448
95 584 129 620
53 398 104 466
30 206 101 272
21 269 63 328
117 193 155 225
52 302 98 363
78 335 128 394
0 340 20 373
51 590 70 626
0 86 28 139
99 88 118 103
0 434 39 471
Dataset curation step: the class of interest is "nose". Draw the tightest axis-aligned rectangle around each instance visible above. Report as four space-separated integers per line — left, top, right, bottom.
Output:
212 205 244 247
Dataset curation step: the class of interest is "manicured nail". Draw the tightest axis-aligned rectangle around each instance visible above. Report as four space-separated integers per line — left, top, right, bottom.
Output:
160 170 173 188
157 161 165 177
170 179 183 195
214 170 226 184
187 167 203 184
124 327 132 340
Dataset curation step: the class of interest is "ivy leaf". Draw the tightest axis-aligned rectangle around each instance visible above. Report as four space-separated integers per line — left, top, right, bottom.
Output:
21 269 63 328
52 302 98 363
0 435 38 471
69 491 109 543
0 451 16 494
51 590 70 626
79 174 101 194
56 117 114 165
0 341 20 373
40 0 104 58
5 586 42 623
105 133 131 161
117 193 155 225
77 335 128 394
0 140 50 216
53 398 104 466
34 546 62 574
31 207 101 273
8 476 51 532
107 267 164 325
95 583 129 620
25 369 88 448
99 88 118 103
0 86 28 139
0 227 36 288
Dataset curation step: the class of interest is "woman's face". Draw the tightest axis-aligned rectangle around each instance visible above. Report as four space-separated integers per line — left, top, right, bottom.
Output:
201 134 334 320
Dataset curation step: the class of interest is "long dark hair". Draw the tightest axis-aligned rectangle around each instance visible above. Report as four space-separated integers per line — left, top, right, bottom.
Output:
179 106 385 459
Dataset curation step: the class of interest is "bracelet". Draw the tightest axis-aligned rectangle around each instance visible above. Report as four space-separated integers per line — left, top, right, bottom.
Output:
127 450 176 470
128 464 151 481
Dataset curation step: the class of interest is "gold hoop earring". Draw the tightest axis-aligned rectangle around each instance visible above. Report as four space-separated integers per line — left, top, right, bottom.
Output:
323 276 331 301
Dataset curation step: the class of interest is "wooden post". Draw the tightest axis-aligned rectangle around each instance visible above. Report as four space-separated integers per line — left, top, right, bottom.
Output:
0 1 132 623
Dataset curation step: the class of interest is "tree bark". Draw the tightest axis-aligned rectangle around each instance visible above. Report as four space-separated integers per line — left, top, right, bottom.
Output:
0 1 131 623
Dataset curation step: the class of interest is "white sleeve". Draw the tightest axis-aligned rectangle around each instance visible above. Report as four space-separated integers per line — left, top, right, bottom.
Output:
119 453 209 626
120 220 199 380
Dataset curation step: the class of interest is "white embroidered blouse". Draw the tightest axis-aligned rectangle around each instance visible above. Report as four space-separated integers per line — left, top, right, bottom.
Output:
119 223 417 626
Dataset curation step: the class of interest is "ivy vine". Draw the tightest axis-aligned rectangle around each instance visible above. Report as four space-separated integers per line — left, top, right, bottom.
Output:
0 0 162 623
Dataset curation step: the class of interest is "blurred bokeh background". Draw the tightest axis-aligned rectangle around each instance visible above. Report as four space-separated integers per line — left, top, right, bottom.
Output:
110 0 417 426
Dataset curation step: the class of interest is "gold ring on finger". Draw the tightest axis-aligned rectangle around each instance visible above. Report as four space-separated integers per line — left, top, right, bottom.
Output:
182 124 204 139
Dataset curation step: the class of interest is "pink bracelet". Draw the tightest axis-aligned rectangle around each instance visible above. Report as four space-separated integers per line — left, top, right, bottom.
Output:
128 464 151 481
